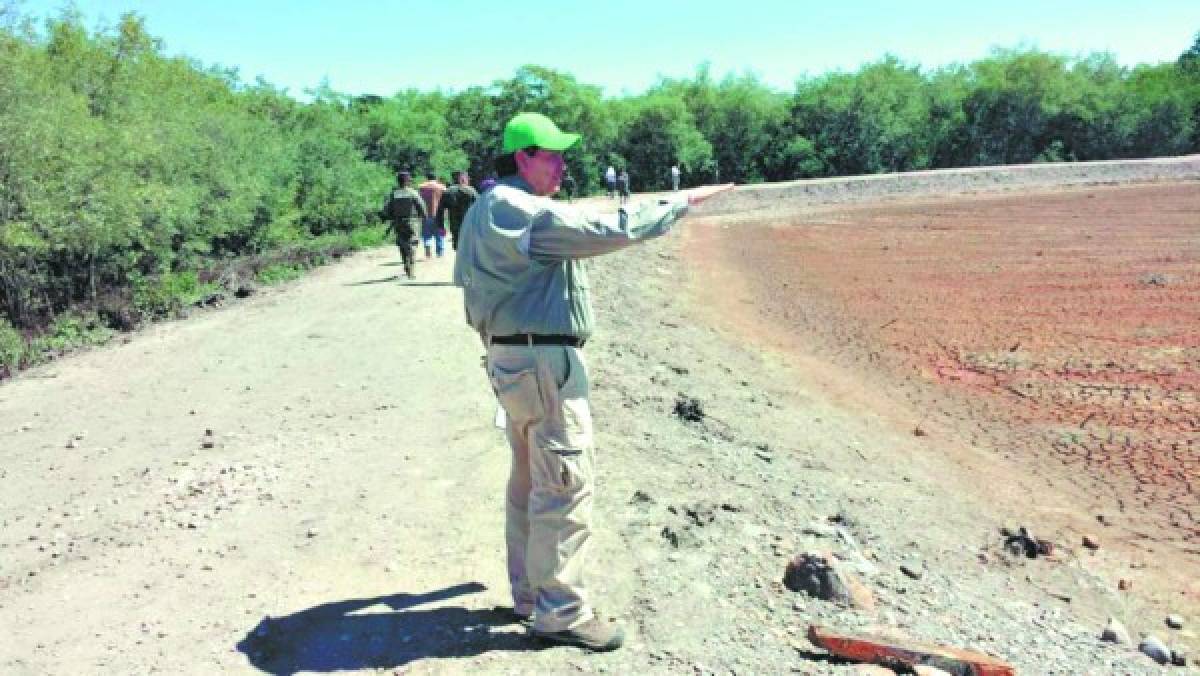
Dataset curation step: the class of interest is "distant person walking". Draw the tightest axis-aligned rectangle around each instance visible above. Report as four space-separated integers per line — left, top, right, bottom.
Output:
436 170 479 251
670 164 681 191
382 171 427 280
560 171 576 202
452 111 730 652
617 169 630 205
418 172 447 258
604 165 617 198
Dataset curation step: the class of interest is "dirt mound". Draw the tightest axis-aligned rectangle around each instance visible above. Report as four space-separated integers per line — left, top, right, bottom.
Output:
705 154 1200 216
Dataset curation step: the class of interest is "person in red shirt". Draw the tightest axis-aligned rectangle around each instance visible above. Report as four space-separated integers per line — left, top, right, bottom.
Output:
417 172 447 258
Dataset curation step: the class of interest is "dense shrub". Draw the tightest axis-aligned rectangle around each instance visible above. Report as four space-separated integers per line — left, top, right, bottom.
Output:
0 318 23 372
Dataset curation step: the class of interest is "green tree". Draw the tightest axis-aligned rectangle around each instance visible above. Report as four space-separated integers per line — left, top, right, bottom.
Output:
791 56 933 176
655 67 788 183
617 94 711 190
1178 31 1200 150
958 49 1077 165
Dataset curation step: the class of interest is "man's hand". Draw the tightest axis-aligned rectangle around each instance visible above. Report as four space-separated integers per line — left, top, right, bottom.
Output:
686 183 735 207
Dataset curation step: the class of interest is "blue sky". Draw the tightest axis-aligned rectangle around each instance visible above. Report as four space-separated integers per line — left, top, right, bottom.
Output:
21 1 1200 98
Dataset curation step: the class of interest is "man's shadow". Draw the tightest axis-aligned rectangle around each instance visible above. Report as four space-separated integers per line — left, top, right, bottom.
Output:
236 582 542 674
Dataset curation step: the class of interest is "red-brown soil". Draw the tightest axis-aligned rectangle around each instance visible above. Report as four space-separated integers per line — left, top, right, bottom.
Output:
685 181 1200 600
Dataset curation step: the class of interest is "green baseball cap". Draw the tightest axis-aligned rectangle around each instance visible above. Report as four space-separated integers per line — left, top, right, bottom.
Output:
502 112 581 153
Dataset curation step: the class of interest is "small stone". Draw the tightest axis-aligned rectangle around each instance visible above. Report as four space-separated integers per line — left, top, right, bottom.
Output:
899 564 923 580
306 528 319 538
1100 617 1131 645
1139 635 1171 665
1166 614 1184 630
783 551 874 609
65 438 77 449
1171 649 1188 667
629 490 654 504
1118 578 1132 591
1082 534 1100 550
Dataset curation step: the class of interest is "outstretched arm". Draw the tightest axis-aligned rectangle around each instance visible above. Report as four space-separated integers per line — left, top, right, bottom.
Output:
526 183 733 262
527 198 687 262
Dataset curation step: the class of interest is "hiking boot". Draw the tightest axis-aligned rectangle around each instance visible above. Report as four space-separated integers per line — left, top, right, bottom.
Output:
532 617 624 652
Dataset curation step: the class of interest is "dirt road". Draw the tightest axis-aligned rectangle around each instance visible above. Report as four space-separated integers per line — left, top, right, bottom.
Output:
1 171 1191 674
0 252 529 672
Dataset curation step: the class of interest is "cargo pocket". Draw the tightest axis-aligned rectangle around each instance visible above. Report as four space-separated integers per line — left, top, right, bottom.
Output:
549 446 593 496
538 348 593 452
490 363 544 424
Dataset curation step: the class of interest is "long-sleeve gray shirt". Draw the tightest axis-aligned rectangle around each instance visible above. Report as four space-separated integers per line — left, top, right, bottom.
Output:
452 175 688 340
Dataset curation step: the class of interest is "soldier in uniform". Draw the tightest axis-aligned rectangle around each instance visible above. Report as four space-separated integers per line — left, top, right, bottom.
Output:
382 171 427 280
435 170 479 251
453 112 729 652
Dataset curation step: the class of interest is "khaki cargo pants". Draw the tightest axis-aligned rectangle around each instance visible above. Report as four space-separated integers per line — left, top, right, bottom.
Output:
487 343 595 632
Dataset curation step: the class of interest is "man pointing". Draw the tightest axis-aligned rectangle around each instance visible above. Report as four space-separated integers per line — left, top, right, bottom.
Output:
453 112 729 652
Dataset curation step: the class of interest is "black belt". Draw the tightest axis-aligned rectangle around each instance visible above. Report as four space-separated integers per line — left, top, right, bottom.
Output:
490 334 585 348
